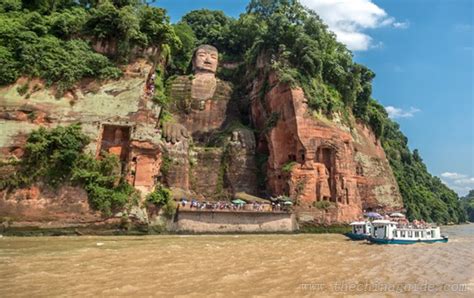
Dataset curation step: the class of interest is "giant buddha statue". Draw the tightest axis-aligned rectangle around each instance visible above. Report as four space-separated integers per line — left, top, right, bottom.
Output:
162 45 233 144
160 45 257 198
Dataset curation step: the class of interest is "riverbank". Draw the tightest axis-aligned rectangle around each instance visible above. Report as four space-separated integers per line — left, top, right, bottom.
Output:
0 221 351 237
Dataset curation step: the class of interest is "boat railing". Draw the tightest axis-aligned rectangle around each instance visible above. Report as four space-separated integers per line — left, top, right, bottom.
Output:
395 223 438 229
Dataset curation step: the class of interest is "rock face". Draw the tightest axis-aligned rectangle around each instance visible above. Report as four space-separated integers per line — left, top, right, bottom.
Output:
251 72 403 223
0 60 162 225
169 75 234 141
163 74 258 199
0 185 100 223
161 45 258 200
225 129 259 195
0 47 403 228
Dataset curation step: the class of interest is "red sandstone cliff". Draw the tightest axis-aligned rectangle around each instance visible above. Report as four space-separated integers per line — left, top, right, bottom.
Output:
0 59 403 230
0 60 160 230
251 72 403 224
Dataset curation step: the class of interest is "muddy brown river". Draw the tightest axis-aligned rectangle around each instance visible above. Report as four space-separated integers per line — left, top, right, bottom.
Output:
0 225 473 297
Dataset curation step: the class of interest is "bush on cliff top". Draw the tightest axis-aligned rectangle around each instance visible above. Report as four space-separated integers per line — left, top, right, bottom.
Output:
0 0 180 92
0 9 122 91
0 124 138 216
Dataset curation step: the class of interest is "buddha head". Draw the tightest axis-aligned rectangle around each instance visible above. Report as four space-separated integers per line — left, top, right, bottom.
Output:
192 45 218 74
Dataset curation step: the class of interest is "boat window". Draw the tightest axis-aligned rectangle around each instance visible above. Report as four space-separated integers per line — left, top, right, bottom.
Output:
401 231 406 237
415 231 419 238
408 231 413 238
393 230 397 237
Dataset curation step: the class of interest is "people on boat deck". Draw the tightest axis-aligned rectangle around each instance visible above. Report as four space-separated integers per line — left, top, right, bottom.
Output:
361 213 433 229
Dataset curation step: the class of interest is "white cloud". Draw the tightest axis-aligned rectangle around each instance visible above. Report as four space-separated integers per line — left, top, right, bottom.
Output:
441 172 467 179
393 21 410 29
454 177 474 186
385 106 420 119
300 0 409 51
440 172 474 196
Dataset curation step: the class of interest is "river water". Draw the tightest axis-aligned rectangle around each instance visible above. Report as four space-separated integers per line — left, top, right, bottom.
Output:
0 225 472 297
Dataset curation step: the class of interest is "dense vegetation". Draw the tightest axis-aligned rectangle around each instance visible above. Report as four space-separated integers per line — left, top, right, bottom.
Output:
460 190 474 222
0 0 466 223
146 186 176 218
0 0 179 94
0 124 138 216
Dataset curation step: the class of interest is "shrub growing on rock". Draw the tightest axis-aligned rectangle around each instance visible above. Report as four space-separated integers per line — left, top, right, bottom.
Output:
0 124 138 216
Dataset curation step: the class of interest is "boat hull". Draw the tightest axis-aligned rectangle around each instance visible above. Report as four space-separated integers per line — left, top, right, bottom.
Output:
368 237 448 245
344 233 369 240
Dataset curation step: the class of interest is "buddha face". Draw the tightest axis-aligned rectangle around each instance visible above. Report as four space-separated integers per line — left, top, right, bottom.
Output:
192 45 218 74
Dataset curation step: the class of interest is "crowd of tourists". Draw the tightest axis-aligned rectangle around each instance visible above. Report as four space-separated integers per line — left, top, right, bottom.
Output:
362 211 434 228
178 199 289 212
395 218 432 229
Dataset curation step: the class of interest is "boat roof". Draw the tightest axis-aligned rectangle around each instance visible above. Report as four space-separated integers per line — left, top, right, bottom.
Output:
372 220 397 224
350 221 368 225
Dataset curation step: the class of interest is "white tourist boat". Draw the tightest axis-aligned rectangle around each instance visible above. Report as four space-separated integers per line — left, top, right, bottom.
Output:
345 221 372 240
368 220 448 244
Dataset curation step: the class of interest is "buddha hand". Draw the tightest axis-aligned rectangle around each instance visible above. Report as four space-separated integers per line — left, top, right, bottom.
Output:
162 122 189 144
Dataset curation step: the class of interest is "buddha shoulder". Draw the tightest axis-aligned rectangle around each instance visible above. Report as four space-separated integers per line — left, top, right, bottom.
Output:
168 76 232 101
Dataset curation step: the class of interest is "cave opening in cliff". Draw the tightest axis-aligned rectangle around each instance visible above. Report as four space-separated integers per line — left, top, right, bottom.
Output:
98 124 131 163
316 146 336 202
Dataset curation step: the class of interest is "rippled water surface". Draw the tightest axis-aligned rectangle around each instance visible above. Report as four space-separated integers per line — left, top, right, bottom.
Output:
1 225 473 297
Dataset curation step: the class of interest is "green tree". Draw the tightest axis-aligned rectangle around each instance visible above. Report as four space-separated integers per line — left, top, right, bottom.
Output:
181 9 232 50
460 190 474 222
0 0 22 12
48 7 88 38
22 0 76 14
169 22 196 74
139 6 180 53
0 46 18 84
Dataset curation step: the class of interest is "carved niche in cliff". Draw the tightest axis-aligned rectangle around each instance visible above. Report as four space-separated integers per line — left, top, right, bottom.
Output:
97 122 161 193
160 45 258 198
98 124 131 162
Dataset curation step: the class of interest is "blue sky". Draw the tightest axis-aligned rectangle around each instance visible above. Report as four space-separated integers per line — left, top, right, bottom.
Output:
156 0 473 195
